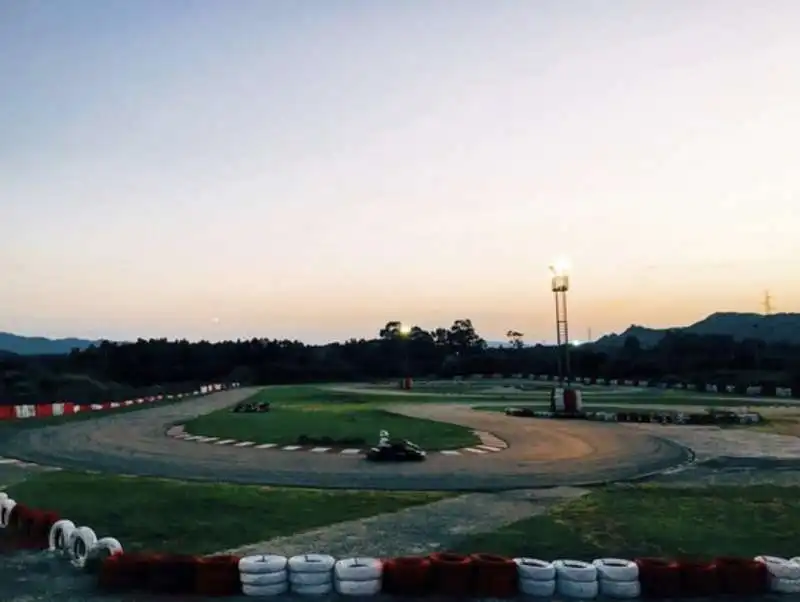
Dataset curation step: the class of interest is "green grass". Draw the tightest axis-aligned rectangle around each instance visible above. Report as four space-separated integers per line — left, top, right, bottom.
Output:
450 485 800 559
184 402 480 449
2 471 451 555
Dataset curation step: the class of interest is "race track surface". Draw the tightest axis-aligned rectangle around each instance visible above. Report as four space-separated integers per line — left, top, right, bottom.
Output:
0 388 691 491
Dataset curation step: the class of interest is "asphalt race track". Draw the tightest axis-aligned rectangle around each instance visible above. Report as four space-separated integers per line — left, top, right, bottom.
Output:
0 388 691 491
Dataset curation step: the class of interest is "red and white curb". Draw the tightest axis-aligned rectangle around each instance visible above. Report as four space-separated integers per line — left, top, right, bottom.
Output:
167 425 508 456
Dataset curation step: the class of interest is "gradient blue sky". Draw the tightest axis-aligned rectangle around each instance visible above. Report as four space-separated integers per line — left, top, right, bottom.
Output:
2 0 799 344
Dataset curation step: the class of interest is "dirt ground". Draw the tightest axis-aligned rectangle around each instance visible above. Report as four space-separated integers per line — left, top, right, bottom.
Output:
0 388 689 490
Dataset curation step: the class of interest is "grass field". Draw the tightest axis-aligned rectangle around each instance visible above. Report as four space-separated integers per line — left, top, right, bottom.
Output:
2 471 451 555
184 401 481 449
451 485 800 559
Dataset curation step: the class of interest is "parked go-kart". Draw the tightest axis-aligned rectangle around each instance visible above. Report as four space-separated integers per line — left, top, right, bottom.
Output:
365 439 427 462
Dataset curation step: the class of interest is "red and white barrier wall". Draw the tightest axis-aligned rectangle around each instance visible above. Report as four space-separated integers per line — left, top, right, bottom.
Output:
0 383 240 421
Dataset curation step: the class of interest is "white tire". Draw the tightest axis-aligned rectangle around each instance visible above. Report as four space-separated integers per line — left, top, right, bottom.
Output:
292 582 333 595
87 537 123 561
288 554 336 573
48 520 76 552
755 556 800 580
600 578 641 598
519 577 556 597
0 499 16 527
554 559 597 582
242 581 289 596
557 578 599 599
241 571 288 586
593 558 638 581
770 576 800 594
290 571 332 586
515 558 556 581
335 578 382 596
67 526 98 568
239 554 288 574
334 557 382 581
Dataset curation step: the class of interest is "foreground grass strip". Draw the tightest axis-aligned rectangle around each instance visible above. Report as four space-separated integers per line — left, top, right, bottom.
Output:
185 404 480 450
4 472 451 555
451 485 800 559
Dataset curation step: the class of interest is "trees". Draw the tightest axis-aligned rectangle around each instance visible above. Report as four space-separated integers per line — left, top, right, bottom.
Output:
2 317 800 403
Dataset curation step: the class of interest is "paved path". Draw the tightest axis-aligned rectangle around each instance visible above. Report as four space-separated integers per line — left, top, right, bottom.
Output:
0 388 689 491
224 486 589 558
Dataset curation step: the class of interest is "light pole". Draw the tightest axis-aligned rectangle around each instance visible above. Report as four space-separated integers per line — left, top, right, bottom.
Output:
549 259 571 385
398 323 412 390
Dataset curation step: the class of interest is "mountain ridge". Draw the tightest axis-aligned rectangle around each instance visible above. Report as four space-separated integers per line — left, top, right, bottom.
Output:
593 311 800 348
0 332 99 356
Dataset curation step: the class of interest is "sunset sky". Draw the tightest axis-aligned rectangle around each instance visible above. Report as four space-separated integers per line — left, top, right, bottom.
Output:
2 0 799 344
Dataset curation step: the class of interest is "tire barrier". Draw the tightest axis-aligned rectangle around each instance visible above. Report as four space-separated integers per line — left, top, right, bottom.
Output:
288 553 336 595
334 557 383 596
554 559 600 599
0 494 797 599
505 407 763 426
239 554 289 597
595 558 641 598
469 374 796 398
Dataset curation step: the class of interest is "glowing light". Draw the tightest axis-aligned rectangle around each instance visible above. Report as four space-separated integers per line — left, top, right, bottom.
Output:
549 257 571 277
398 323 412 336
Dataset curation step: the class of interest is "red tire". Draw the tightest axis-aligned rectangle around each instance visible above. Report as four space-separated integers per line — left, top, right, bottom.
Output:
195 555 241 596
636 557 681 598
100 552 155 592
678 559 719 596
429 552 474 596
382 556 432 596
715 557 768 595
471 553 518 598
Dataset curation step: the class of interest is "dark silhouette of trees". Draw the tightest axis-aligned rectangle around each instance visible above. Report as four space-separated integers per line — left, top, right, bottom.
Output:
2 319 800 403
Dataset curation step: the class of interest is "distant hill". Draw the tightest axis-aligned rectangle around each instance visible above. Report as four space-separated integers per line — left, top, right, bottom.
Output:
0 332 99 356
593 312 800 348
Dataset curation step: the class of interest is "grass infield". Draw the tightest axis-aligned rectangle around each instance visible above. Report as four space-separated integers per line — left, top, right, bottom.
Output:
183 401 480 450
451 485 800 559
2 471 451 555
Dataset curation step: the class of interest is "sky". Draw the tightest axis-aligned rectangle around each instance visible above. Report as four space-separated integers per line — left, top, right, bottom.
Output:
2 0 799 344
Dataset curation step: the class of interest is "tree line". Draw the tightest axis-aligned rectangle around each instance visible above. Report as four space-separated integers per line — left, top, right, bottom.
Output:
2 318 800 404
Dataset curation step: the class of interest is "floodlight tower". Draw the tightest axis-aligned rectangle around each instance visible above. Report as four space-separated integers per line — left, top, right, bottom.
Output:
549 259 571 385
398 323 412 390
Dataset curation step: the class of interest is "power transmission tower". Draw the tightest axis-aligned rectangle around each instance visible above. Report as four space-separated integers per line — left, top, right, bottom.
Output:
762 290 773 315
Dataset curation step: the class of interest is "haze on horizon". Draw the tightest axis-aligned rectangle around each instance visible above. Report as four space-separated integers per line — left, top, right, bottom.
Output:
2 0 799 345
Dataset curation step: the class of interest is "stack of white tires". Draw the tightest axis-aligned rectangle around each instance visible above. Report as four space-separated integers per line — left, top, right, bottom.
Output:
757 555 800 593
0 495 16 528
238 555 289 597
594 558 640 598
289 554 335 596
554 559 599 598
514 558 556 597
334 557 383 596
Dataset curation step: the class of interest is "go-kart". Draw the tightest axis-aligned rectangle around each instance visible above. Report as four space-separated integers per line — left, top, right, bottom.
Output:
365 439 427 462
232 401 271 413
